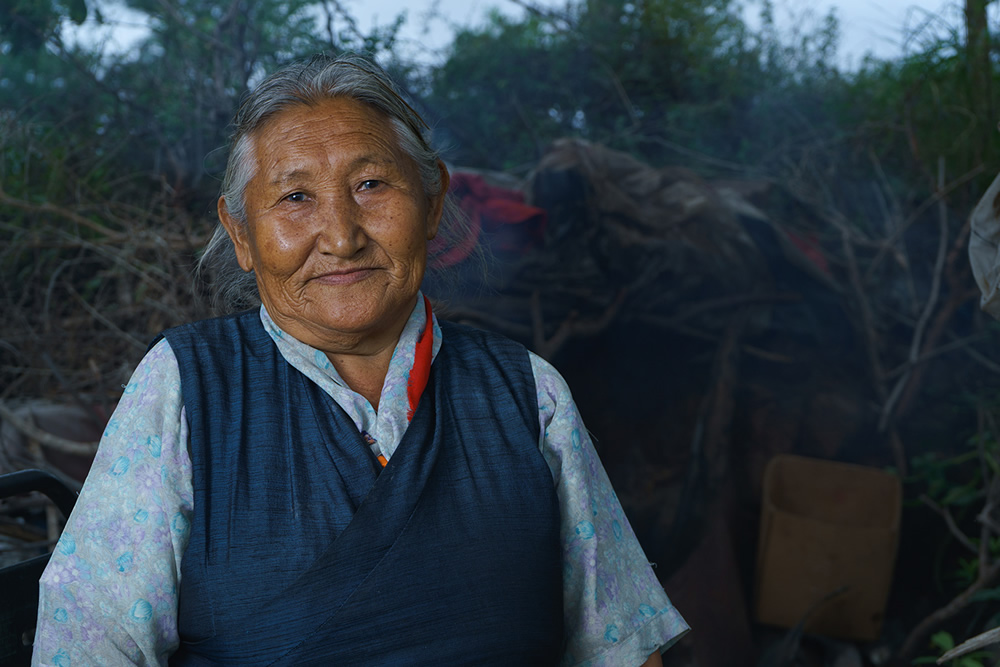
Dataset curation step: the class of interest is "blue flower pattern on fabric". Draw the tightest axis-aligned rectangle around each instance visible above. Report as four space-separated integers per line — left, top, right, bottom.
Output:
171 512 190 538
109 456 129 477
147 434 162 458
575 520 596 539
313 349 331 371
130 599 153 622
57 532 75 556
116 552 133 573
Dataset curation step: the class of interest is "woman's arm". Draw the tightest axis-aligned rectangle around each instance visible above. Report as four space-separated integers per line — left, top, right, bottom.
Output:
32 340 192 667
529 352 689 666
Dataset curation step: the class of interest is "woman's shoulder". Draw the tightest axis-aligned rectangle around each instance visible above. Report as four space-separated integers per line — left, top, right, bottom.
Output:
436 320 575 408
114 337 184 422
158 308 261 341
438 318 524 349
137 336 180 379
156 309 269 364
526 351 575 410
437 319 535 366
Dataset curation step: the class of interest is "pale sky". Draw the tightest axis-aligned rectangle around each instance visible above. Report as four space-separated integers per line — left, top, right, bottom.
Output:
70 0 966 70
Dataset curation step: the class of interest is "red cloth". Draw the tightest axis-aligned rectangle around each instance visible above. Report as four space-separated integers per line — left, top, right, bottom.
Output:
406 295 434 423
785 230 831 276
429 172 547 268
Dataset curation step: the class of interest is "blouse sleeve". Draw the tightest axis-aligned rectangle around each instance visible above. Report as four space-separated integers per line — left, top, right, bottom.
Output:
529 353 689 667
32 339 193 667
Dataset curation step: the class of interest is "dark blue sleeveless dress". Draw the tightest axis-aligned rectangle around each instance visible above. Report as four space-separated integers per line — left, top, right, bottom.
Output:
159 311 563 665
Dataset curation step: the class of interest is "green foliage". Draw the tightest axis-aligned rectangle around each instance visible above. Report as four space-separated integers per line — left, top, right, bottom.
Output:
0 0 409 399
933 629 957 652
912 630 992 666
423 11 578 169
912 445 983 507
422 0 850 172
906 423 1000 628
0 0 409 217
844 7 1000 209
107 0 326 192
0 0 995 380
0 0 87 52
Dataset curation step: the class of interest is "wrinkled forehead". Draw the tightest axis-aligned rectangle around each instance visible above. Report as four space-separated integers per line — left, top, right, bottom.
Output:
246 97 410 172
253 96 399 142
243 98 424 194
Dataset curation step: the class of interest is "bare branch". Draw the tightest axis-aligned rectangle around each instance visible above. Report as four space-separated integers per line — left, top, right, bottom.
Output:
530 290 626 360
884 334 986 379
898 558 1000 660
0 187 124 241
0 402 99 457
68 287 149 353
920 494 978 554
878 157 950 432
938 626 1000 663
864 163 985 282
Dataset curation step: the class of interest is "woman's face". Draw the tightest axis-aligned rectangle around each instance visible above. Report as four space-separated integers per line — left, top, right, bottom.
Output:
220 97 447 355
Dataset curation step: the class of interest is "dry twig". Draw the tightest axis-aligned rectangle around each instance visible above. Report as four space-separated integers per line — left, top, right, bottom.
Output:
919 493 979 554
938 626 1000 663
0 401 99 457
897 403 1000 662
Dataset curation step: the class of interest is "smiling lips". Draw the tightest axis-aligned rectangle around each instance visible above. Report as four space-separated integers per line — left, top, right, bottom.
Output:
311 267 377 285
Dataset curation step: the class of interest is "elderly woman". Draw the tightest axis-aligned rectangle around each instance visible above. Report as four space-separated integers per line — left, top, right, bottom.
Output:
32 54 688 666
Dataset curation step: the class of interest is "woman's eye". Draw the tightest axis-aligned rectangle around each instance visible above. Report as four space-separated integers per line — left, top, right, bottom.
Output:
359 180 381 191
285 192 307 202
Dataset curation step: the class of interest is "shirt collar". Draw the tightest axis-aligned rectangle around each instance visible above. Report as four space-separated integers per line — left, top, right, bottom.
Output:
258 292 442 405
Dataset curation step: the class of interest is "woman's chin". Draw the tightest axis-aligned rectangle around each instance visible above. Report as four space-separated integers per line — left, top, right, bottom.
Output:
292 304 412 350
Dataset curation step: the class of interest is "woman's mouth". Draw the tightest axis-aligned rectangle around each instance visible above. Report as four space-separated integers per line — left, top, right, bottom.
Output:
311 268 376 285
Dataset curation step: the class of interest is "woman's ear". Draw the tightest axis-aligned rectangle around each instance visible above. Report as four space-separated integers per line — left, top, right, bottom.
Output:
218 197 254 272
426 161 450 241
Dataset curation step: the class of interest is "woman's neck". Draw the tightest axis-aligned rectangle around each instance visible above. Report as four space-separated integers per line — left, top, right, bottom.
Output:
326 349 392 411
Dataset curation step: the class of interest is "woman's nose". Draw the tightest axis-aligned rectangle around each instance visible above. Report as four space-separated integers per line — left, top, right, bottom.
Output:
315 200 367 257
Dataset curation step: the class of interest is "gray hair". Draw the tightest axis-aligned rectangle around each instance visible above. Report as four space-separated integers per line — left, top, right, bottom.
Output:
199 52 467 312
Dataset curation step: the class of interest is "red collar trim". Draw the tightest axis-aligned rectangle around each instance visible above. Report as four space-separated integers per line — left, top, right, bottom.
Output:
406 295 434 423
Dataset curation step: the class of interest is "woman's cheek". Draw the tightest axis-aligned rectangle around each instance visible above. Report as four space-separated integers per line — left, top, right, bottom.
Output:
261 222 313 265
